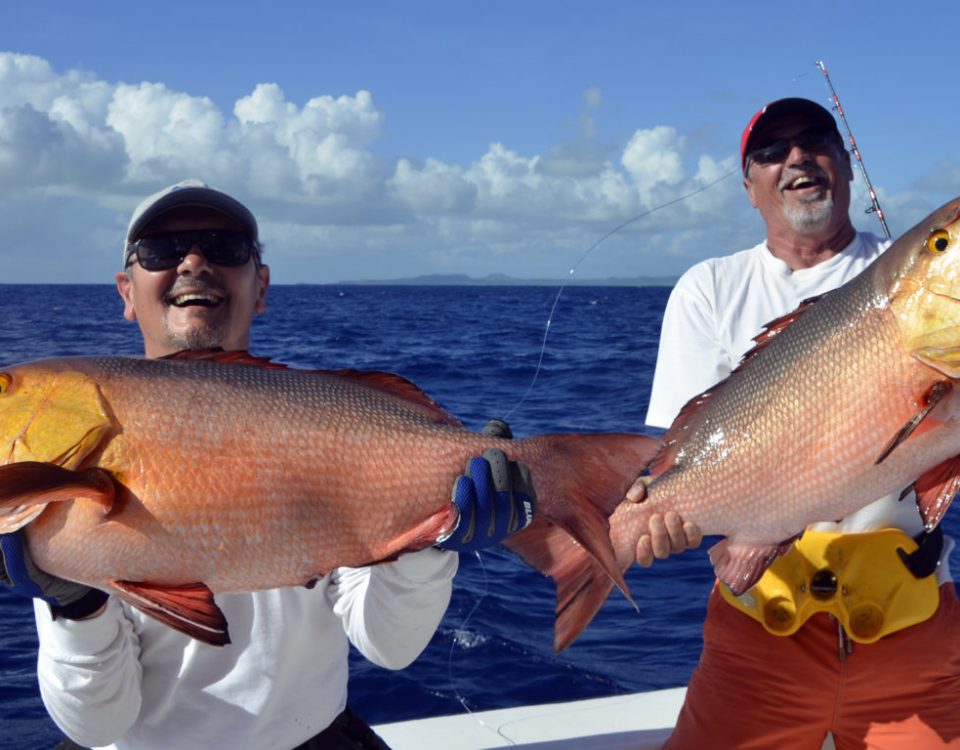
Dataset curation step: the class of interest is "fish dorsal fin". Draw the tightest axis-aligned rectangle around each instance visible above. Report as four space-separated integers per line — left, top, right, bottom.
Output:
650 296 824 478
736 294 823 369
162 349 290 369
163 349 460 427
112 580 230 647
325 370 462 427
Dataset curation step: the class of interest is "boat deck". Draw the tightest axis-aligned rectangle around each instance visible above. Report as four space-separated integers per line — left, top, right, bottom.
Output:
375 687 837 749
374 688 684 749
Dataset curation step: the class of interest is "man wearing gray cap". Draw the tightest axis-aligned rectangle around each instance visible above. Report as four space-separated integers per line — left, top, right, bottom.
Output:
640 99 960 748
0 179 536 750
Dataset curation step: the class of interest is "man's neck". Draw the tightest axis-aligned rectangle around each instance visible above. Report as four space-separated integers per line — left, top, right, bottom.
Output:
765 222 857 270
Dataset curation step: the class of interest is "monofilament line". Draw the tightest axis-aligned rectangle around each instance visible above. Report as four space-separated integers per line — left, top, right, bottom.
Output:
501 167 738 421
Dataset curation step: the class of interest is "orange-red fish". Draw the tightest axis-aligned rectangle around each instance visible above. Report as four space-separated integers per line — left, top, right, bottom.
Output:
508 196 960 650
0 350 657 646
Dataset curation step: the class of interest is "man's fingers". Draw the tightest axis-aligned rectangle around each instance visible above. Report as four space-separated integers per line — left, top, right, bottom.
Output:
663 512 688 552
683 520 704 549
625 476 649 503
635 535 655 568
647 514 671 559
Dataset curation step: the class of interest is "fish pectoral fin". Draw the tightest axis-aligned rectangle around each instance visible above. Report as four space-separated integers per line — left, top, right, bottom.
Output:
913 348 960 379
112 580 230 647
875 380 953 464
0 463 117 533
912 456 960 530
708 538 795 596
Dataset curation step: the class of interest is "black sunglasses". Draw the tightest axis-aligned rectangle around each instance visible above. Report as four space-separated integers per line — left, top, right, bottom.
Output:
125 230 258 271
747 128 841 167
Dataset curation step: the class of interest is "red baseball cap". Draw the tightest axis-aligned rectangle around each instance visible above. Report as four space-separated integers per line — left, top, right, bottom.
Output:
740 98 841 173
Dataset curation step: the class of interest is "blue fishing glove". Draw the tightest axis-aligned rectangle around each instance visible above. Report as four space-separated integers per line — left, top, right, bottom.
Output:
437 420 536 552
0 531 108 619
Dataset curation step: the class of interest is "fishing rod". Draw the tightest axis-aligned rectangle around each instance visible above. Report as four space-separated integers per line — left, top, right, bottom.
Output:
816 60 891 240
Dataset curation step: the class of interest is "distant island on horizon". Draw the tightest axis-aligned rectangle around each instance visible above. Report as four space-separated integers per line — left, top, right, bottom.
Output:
334 273 677 287
2 274 678 288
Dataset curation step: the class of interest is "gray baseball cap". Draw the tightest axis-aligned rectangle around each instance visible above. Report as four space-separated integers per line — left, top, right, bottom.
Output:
124 179 259 264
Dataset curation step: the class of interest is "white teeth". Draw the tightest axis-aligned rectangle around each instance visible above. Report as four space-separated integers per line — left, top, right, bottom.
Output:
172 293 222 306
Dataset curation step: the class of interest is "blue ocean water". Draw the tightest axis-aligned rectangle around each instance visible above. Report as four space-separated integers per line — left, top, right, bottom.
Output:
1 284 958 748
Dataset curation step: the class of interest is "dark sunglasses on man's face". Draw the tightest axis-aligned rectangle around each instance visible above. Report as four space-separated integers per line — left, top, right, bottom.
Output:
747 128 841 167
125 230 257 271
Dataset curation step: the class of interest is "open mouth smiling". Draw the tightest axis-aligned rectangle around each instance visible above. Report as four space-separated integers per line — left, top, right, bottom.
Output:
782 174 825 192
166 291 225 308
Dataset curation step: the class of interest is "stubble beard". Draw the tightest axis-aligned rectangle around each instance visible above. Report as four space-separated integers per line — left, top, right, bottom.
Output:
783 192 835 233
161 312 230 352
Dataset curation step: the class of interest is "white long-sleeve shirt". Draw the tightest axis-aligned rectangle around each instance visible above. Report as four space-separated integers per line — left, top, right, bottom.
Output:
35 548 457 750
646 232 953 581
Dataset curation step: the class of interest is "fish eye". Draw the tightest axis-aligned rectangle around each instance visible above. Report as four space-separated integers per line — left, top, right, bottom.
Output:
0 373 10 394
926 229 951 254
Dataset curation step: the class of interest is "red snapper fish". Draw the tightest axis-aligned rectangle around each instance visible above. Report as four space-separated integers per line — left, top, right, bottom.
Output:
506 196 960 650
0 350 658 645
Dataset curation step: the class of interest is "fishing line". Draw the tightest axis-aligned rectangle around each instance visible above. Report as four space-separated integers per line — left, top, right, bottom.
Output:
500 167 738 422
445 551 521 744
446 171 736 738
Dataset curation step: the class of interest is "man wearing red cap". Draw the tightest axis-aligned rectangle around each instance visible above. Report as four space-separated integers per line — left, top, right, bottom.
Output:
644 99 960 748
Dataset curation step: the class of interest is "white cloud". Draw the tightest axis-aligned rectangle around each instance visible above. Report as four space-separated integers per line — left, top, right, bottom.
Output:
621 126 685 194
0 51 948 285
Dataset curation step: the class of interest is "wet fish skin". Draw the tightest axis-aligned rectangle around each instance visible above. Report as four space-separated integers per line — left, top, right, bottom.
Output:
0 351 655 646
509 196 960 650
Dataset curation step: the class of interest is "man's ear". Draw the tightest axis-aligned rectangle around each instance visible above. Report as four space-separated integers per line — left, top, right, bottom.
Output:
255 264 270 315
743 174 758 209
116 271 138 322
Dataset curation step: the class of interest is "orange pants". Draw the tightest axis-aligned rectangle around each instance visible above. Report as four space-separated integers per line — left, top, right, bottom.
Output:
664 583 960 750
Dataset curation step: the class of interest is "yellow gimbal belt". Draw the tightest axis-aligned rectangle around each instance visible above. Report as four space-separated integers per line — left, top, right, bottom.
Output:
719 528 940 643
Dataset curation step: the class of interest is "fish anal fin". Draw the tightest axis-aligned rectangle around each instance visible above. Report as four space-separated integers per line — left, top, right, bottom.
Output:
0 463 117 533
112 580 230 647
708 537 797 596
163 349 461 427
912 456 960 530
875 380 952 464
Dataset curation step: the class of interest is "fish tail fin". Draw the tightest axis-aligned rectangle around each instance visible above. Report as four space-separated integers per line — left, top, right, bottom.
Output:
505 518 624 651
506 433 661 650
0 462 117 533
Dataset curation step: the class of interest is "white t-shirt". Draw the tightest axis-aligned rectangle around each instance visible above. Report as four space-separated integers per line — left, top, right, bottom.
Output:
35 549 457 750
646 232 953 581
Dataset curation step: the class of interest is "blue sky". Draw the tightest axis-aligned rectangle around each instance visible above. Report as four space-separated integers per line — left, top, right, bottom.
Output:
2 1 957 283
